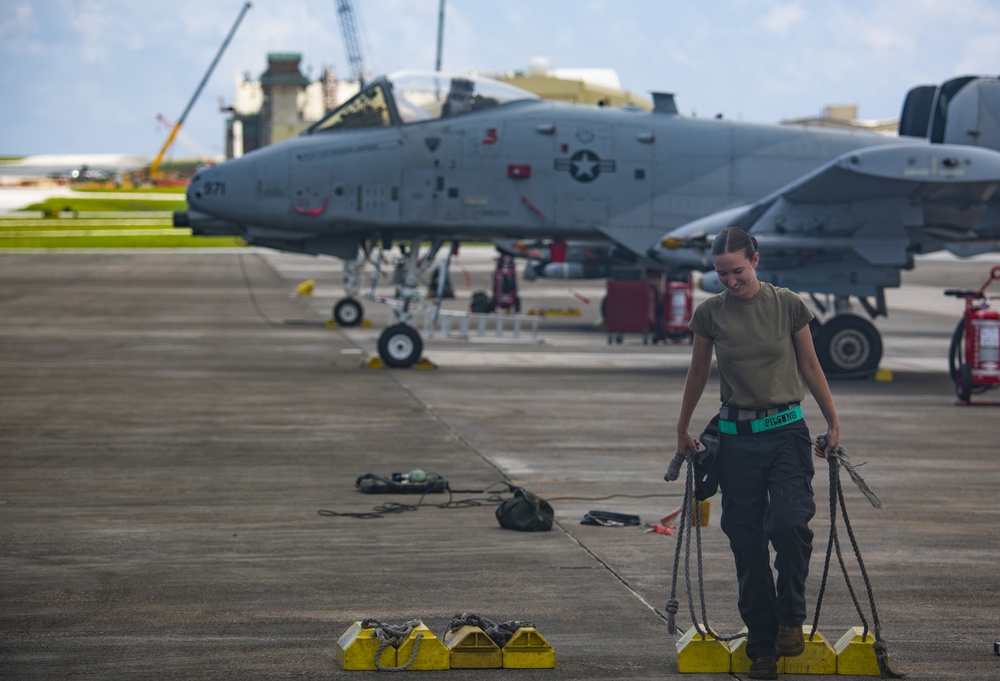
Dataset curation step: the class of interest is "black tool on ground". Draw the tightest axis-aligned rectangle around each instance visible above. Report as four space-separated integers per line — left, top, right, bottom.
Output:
319 479 510 519
355 471 447 494
580 510 641 526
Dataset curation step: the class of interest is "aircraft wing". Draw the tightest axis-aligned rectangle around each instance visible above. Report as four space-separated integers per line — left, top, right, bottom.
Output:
657 142 1000 303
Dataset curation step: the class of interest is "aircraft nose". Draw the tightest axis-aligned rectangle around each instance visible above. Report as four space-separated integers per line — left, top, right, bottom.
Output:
186 144 290 226
186 163 226 213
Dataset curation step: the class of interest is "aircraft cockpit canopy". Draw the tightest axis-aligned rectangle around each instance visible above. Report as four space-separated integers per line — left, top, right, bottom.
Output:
307 71 539 134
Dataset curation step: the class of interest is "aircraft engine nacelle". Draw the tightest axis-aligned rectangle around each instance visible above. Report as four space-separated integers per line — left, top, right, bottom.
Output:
901 76 1000 153
941 77 1000 152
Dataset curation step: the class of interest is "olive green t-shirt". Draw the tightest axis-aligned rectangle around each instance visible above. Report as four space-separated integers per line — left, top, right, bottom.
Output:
688 282 813 409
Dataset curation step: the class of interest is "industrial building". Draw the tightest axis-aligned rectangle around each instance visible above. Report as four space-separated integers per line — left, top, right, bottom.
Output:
224 53 361 159
783 104 898 134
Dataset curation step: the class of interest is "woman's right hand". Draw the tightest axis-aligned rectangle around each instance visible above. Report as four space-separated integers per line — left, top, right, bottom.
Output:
676 430 699 457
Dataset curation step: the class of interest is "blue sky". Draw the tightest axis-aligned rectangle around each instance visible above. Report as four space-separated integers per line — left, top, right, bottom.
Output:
2 0 999 157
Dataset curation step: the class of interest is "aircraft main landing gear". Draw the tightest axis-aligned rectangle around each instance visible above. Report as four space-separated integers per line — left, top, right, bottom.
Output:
812 314 883 378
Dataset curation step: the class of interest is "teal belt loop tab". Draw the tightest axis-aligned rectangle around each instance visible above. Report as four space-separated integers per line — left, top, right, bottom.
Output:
749 404 803 433
718 419 738 435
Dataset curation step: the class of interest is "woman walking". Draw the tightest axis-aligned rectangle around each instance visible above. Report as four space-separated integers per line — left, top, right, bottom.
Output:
674 227 841 680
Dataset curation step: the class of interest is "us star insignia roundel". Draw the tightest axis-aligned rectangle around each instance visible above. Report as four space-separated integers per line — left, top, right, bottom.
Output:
554 150 616 183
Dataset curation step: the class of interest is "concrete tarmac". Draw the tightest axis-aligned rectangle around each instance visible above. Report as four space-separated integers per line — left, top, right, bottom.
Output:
1 249 998 680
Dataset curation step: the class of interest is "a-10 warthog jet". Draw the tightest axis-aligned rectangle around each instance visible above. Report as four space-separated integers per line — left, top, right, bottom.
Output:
175 71 1000 372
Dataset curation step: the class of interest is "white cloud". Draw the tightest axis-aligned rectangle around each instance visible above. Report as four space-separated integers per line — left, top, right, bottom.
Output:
760 3 806 34
0 2 43 56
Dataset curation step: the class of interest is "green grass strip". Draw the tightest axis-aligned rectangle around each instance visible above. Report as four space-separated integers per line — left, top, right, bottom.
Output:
0 235 243 249
24 197 187 213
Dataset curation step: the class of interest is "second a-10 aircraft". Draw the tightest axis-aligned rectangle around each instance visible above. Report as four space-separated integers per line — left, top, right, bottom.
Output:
175 71 1000 371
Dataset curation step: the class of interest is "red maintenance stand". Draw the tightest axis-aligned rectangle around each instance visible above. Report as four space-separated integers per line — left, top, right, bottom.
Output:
604 274 661 344
945 265 1000 404
603 269 694 345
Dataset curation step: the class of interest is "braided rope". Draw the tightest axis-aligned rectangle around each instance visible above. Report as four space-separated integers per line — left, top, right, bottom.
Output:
360 618 424 672
447 612 533 648
810 438 905 678
664 450 692 636
665 450 744 643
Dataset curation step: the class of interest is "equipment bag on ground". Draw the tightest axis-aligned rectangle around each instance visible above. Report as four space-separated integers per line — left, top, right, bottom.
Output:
496 486 554 531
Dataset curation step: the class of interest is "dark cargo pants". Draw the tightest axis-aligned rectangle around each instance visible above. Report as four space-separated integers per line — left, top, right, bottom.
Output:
717 420 816 661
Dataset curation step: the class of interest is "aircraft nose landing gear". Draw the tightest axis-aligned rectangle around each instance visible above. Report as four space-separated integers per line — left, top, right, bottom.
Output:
370 237 447 368
377 324 423 368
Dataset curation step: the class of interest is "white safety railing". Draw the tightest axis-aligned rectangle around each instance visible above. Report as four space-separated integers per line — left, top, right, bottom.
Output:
420 308 543 342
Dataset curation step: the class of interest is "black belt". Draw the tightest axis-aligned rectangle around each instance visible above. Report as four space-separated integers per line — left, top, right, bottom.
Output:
719 402 799 422
719 404 803 435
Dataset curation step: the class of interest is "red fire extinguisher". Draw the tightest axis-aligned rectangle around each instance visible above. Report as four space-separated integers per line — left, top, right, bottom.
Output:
664 275 693 344
945 265 1000 403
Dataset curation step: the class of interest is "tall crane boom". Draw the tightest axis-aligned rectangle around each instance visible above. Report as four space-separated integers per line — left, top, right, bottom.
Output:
150 1 252 180
336 0 366 83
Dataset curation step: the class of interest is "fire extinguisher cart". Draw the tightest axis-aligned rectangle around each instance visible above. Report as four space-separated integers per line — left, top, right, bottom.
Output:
492 254 521 313
662 273 694 344
945 265 1000 404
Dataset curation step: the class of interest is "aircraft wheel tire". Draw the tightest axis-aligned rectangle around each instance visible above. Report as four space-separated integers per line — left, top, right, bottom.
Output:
948 320 964 382
956 363 974 402
378 324 423 368
333 298 364 327
814 315 883 378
